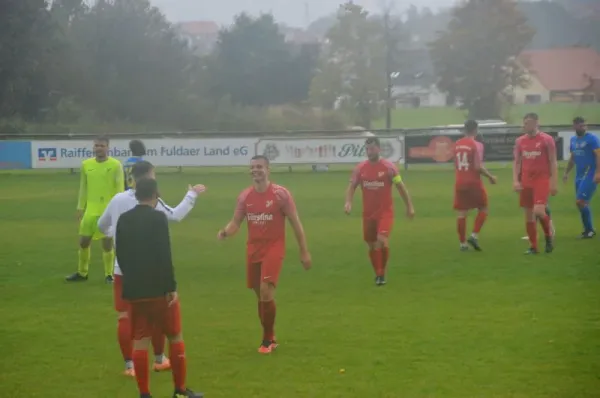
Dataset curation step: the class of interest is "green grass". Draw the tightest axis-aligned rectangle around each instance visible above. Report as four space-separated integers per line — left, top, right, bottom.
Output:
372 103 600 129
1 166 599 398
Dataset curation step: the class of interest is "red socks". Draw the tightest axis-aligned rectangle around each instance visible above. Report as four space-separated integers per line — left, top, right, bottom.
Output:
526 221 538 249
260 300 276 341
117 317 133 361
539 215 551 237
457 218 466 243
151 328 165 357
169 341 187 392
381 247 389 273
369 249 384 277
473 211 487 234
133 349 150 394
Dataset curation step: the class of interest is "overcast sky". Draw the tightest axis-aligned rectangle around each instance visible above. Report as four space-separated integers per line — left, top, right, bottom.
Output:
150 0 460 27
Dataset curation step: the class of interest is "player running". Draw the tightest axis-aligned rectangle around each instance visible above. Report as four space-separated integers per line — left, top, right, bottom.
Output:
217 155 312 354
562 117 600 238
66 136 124 283
124 139 147 190
98 160 205 376
344 137 415 286
116 178 203 398
453 120 497 251
513 113 558 254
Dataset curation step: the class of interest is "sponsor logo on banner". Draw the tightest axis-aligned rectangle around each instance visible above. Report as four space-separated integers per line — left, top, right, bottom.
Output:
0 141 32 169
38 148 58 161
30 139 255 168
256 137 404 164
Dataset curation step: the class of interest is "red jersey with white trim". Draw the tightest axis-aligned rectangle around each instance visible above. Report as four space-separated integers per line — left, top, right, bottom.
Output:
514 132 556 186
234 183 296 262
454 137 484 186
350 159 400 219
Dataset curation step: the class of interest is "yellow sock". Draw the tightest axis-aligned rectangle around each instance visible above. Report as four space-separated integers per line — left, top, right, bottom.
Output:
78 247 91 277
103 250 115 277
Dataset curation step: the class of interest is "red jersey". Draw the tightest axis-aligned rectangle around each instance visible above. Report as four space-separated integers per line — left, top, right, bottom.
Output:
514 132 556 186
234 183 296 262
350 159 400 219
454 137 484 186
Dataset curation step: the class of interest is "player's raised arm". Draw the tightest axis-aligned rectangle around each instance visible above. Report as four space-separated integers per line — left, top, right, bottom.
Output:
345 164 361 214
217 191 248 239
389 163 415 218
76 163 87 218
280 189 311 270
156 185 205 222
545 134 558 195
512 139 523 191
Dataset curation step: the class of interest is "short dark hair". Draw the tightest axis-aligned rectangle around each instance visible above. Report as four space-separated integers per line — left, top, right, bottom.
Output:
573 116 585 124
523 112 539 121
129 139 146 156
131 160 154 180
365 137 380 147
95 135 109 144
135 178 158 202
251 155 270 165
464 119 478 133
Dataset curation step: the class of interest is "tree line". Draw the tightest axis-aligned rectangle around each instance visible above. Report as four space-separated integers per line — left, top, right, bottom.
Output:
0 0 577 133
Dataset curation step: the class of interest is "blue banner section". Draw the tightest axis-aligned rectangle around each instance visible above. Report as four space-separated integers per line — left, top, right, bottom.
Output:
0 141 32 169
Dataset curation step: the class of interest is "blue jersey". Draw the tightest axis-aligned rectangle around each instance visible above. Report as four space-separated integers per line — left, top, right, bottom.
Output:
570 133 600 180
123 156 143 190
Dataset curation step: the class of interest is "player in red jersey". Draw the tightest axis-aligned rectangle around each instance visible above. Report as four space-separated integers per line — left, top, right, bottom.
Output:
217 155 312 354
344 137 415 286
513 113 558 254
454 120 497 251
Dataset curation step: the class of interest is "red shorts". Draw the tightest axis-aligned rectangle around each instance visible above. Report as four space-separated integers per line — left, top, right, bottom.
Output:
113 274 129 313
453 184 488 211
520 180 550 208
363 217 393 242
128 298 182 340
246 250 284 289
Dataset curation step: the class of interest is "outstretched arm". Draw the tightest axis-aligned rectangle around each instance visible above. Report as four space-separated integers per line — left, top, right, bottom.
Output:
218 193 247 239
156 190 198 222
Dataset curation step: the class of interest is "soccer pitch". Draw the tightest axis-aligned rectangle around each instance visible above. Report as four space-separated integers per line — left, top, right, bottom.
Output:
1 166 599 398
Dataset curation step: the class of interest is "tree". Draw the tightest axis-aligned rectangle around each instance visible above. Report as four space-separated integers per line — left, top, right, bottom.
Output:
310 2 388 128
209 13 315 107
429 0 534 119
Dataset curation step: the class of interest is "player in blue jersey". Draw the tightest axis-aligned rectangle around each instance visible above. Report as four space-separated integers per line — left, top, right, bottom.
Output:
563 117 600 239
124 139 146 190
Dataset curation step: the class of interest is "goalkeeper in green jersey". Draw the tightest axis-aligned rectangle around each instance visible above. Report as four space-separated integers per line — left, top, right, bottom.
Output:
66 136 124 283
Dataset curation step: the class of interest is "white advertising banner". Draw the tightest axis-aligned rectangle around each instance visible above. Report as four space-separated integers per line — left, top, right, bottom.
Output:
255 137 405 164
31 138 255 168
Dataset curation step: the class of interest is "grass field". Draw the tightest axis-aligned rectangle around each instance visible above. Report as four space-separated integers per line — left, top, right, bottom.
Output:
1 166 599 398
372 103 600 129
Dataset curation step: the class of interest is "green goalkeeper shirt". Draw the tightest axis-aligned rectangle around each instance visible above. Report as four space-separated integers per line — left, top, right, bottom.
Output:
77 157 124 216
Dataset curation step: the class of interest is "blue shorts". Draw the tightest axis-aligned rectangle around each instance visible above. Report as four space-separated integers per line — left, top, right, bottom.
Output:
575 177 597 202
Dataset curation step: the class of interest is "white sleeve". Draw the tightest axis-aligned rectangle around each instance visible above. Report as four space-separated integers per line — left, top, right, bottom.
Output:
156 190 197 222
98 196 118 235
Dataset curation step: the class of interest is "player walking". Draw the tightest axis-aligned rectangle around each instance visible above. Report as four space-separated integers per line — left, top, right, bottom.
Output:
344 137 415 286
116 178 203 398
124 139 147 190
453 120 497 251
513 113 558 254
563 117 600 238
98 160 205 376
66 136 124 283
217 155 312 354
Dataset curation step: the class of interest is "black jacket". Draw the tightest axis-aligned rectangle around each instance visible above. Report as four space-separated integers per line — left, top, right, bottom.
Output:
115 204 176 301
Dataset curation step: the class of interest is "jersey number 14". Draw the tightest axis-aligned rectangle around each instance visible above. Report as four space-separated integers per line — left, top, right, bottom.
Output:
456 152 470 171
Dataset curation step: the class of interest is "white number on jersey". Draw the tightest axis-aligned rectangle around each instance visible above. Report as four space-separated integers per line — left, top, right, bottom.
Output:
456 151 470 171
